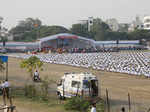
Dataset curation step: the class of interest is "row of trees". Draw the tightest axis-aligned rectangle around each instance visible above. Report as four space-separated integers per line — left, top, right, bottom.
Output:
71 18 150 41
8 17 150 41
9 18 70 41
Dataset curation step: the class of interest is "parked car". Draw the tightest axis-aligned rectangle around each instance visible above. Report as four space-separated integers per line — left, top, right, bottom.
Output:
0 48 7 53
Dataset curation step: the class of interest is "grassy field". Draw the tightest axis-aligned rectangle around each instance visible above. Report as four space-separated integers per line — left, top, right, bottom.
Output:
1 57 150 112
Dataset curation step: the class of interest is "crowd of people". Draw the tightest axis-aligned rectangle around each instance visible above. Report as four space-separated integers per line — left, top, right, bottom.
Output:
39 46 146 54
8 51 150 77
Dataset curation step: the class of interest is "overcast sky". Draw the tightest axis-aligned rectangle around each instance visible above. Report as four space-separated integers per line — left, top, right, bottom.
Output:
0 0 150 29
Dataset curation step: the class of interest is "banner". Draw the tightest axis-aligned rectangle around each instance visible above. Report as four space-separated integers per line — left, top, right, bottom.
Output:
0 56 8 62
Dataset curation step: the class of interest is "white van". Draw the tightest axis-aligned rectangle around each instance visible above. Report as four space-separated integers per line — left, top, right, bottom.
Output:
57 72 98 99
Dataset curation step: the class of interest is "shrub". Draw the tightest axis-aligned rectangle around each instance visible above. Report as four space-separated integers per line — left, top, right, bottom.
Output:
24 84 37 98
40 79 49 101
64 96 90 112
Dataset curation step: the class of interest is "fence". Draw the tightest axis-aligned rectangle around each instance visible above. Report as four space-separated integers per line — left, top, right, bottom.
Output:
104 89 150 112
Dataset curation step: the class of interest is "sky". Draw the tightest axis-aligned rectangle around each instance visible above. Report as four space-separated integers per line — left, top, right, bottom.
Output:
0 0 150 29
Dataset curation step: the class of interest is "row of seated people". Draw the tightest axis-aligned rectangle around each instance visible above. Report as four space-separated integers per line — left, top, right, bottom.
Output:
9 51 150 77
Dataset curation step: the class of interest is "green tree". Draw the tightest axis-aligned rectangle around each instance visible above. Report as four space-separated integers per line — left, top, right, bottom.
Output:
20 56 43 78
105 31 130 40
64 96 90 112
118 24 129 32
39 25 70 38
90 18 110 40
70 18 110 40
128 29 150 40
0 59 5 72
10 21 70 41
9 17 42 41
71 23 90 37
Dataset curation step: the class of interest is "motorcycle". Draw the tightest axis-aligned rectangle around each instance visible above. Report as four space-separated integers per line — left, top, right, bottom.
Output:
33 76 41 82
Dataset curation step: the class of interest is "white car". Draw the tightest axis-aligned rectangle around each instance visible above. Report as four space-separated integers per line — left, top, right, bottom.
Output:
0 48 7 53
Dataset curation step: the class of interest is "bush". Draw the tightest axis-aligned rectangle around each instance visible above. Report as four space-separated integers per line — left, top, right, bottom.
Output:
64 96 90 112
24 84 37 98
40 79 49 101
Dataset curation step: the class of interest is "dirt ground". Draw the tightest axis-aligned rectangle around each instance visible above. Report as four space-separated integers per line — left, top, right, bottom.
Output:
1 57 150 112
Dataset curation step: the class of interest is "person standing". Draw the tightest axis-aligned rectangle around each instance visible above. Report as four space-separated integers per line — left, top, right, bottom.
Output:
4 80 10 99
121 107 125 112
91 103 96 112
0 81 3 95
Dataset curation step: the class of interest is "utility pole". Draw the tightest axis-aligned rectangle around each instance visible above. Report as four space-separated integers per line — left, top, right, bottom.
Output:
128 93 131 112
88 17 94 32
0 17 3 41
106 89 110 112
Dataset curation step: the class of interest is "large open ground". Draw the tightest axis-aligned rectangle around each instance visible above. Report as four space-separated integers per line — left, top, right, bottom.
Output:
1 57 150 112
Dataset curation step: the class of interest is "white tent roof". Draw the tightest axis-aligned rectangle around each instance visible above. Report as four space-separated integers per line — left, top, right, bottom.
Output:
37 33 95 43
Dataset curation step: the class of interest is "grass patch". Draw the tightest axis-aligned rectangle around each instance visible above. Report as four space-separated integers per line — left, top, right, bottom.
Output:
10 87 76 112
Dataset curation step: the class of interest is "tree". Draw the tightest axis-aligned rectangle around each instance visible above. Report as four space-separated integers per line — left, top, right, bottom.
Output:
128 29 150 40
20 56 43 78
90 18 110 40
70 24 89 37
118 24 129 32
9 17 42 41
70 18 110 40
10 20 70 41
105 31 130 40
0 59 5 72
39 25 70 38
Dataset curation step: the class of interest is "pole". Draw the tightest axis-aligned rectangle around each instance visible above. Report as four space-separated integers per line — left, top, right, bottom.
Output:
106 89 110 112
128 93 131 112
6 61 8 81
98 80 100 98
76 83 79 96
2 88 6 106
63 81 65 99
89 81 91 97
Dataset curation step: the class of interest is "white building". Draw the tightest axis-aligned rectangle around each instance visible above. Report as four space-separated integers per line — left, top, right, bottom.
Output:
128 16 143 32
143 16 150 30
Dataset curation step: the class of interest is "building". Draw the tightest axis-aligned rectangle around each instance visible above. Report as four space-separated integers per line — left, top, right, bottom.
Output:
128 16 143 32
79 17 94 32
143 16 150 30
37 33 96 50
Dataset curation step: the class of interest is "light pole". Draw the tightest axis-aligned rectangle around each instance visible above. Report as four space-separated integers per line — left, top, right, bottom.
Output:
0 17 3 40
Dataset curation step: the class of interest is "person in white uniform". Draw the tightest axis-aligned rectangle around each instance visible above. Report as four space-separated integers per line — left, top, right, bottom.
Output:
91 103 96 112
3 80 10 99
